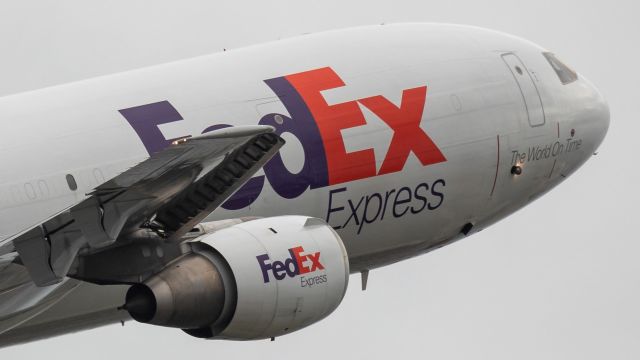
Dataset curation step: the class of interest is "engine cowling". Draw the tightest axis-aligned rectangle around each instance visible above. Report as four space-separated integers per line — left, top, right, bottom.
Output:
123 216 349 340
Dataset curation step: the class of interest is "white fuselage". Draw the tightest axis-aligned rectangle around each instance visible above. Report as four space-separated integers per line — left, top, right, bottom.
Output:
0 23 608 274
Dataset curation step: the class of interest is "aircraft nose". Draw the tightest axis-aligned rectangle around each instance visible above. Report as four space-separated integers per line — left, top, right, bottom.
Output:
579 76 610 150
542 52 608 147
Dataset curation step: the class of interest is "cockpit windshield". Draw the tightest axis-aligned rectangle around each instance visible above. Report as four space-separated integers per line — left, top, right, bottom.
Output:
543 52 578 85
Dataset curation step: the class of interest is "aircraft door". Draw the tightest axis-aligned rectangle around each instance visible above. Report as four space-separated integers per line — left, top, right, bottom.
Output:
502 53 546 127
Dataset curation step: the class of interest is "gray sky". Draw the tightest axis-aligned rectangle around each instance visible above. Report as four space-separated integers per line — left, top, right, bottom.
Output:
0 1 638 359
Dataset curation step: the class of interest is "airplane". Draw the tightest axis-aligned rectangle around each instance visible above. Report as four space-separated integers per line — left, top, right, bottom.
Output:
0 23 608 346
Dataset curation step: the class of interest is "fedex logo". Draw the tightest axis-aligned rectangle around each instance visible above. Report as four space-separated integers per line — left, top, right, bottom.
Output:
256 246 324 283
119 67 446 210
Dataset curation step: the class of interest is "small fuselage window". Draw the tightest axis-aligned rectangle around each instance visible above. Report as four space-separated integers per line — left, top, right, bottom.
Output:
543 52 578 85
66 174 78 191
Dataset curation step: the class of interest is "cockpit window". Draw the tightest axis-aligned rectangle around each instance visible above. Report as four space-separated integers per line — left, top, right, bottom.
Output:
543 52 578 85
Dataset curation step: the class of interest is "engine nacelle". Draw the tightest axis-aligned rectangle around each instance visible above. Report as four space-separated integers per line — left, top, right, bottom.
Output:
124 216 349 340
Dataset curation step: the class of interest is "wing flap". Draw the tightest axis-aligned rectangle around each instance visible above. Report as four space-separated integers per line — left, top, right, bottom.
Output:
154 130 283 241
8 125 284 287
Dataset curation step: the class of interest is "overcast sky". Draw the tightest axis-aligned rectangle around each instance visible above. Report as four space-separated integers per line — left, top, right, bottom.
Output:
0 1 637 359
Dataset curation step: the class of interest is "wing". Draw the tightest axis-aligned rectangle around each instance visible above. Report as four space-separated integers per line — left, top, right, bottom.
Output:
1 125 284 289
0 279 129 349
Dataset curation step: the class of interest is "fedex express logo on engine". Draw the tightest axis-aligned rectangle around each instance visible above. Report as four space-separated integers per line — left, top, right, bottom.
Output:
256 246 325 285
119 67 446 210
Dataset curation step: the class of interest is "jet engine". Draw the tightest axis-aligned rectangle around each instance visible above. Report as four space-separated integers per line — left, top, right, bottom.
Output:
123 216 349 340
